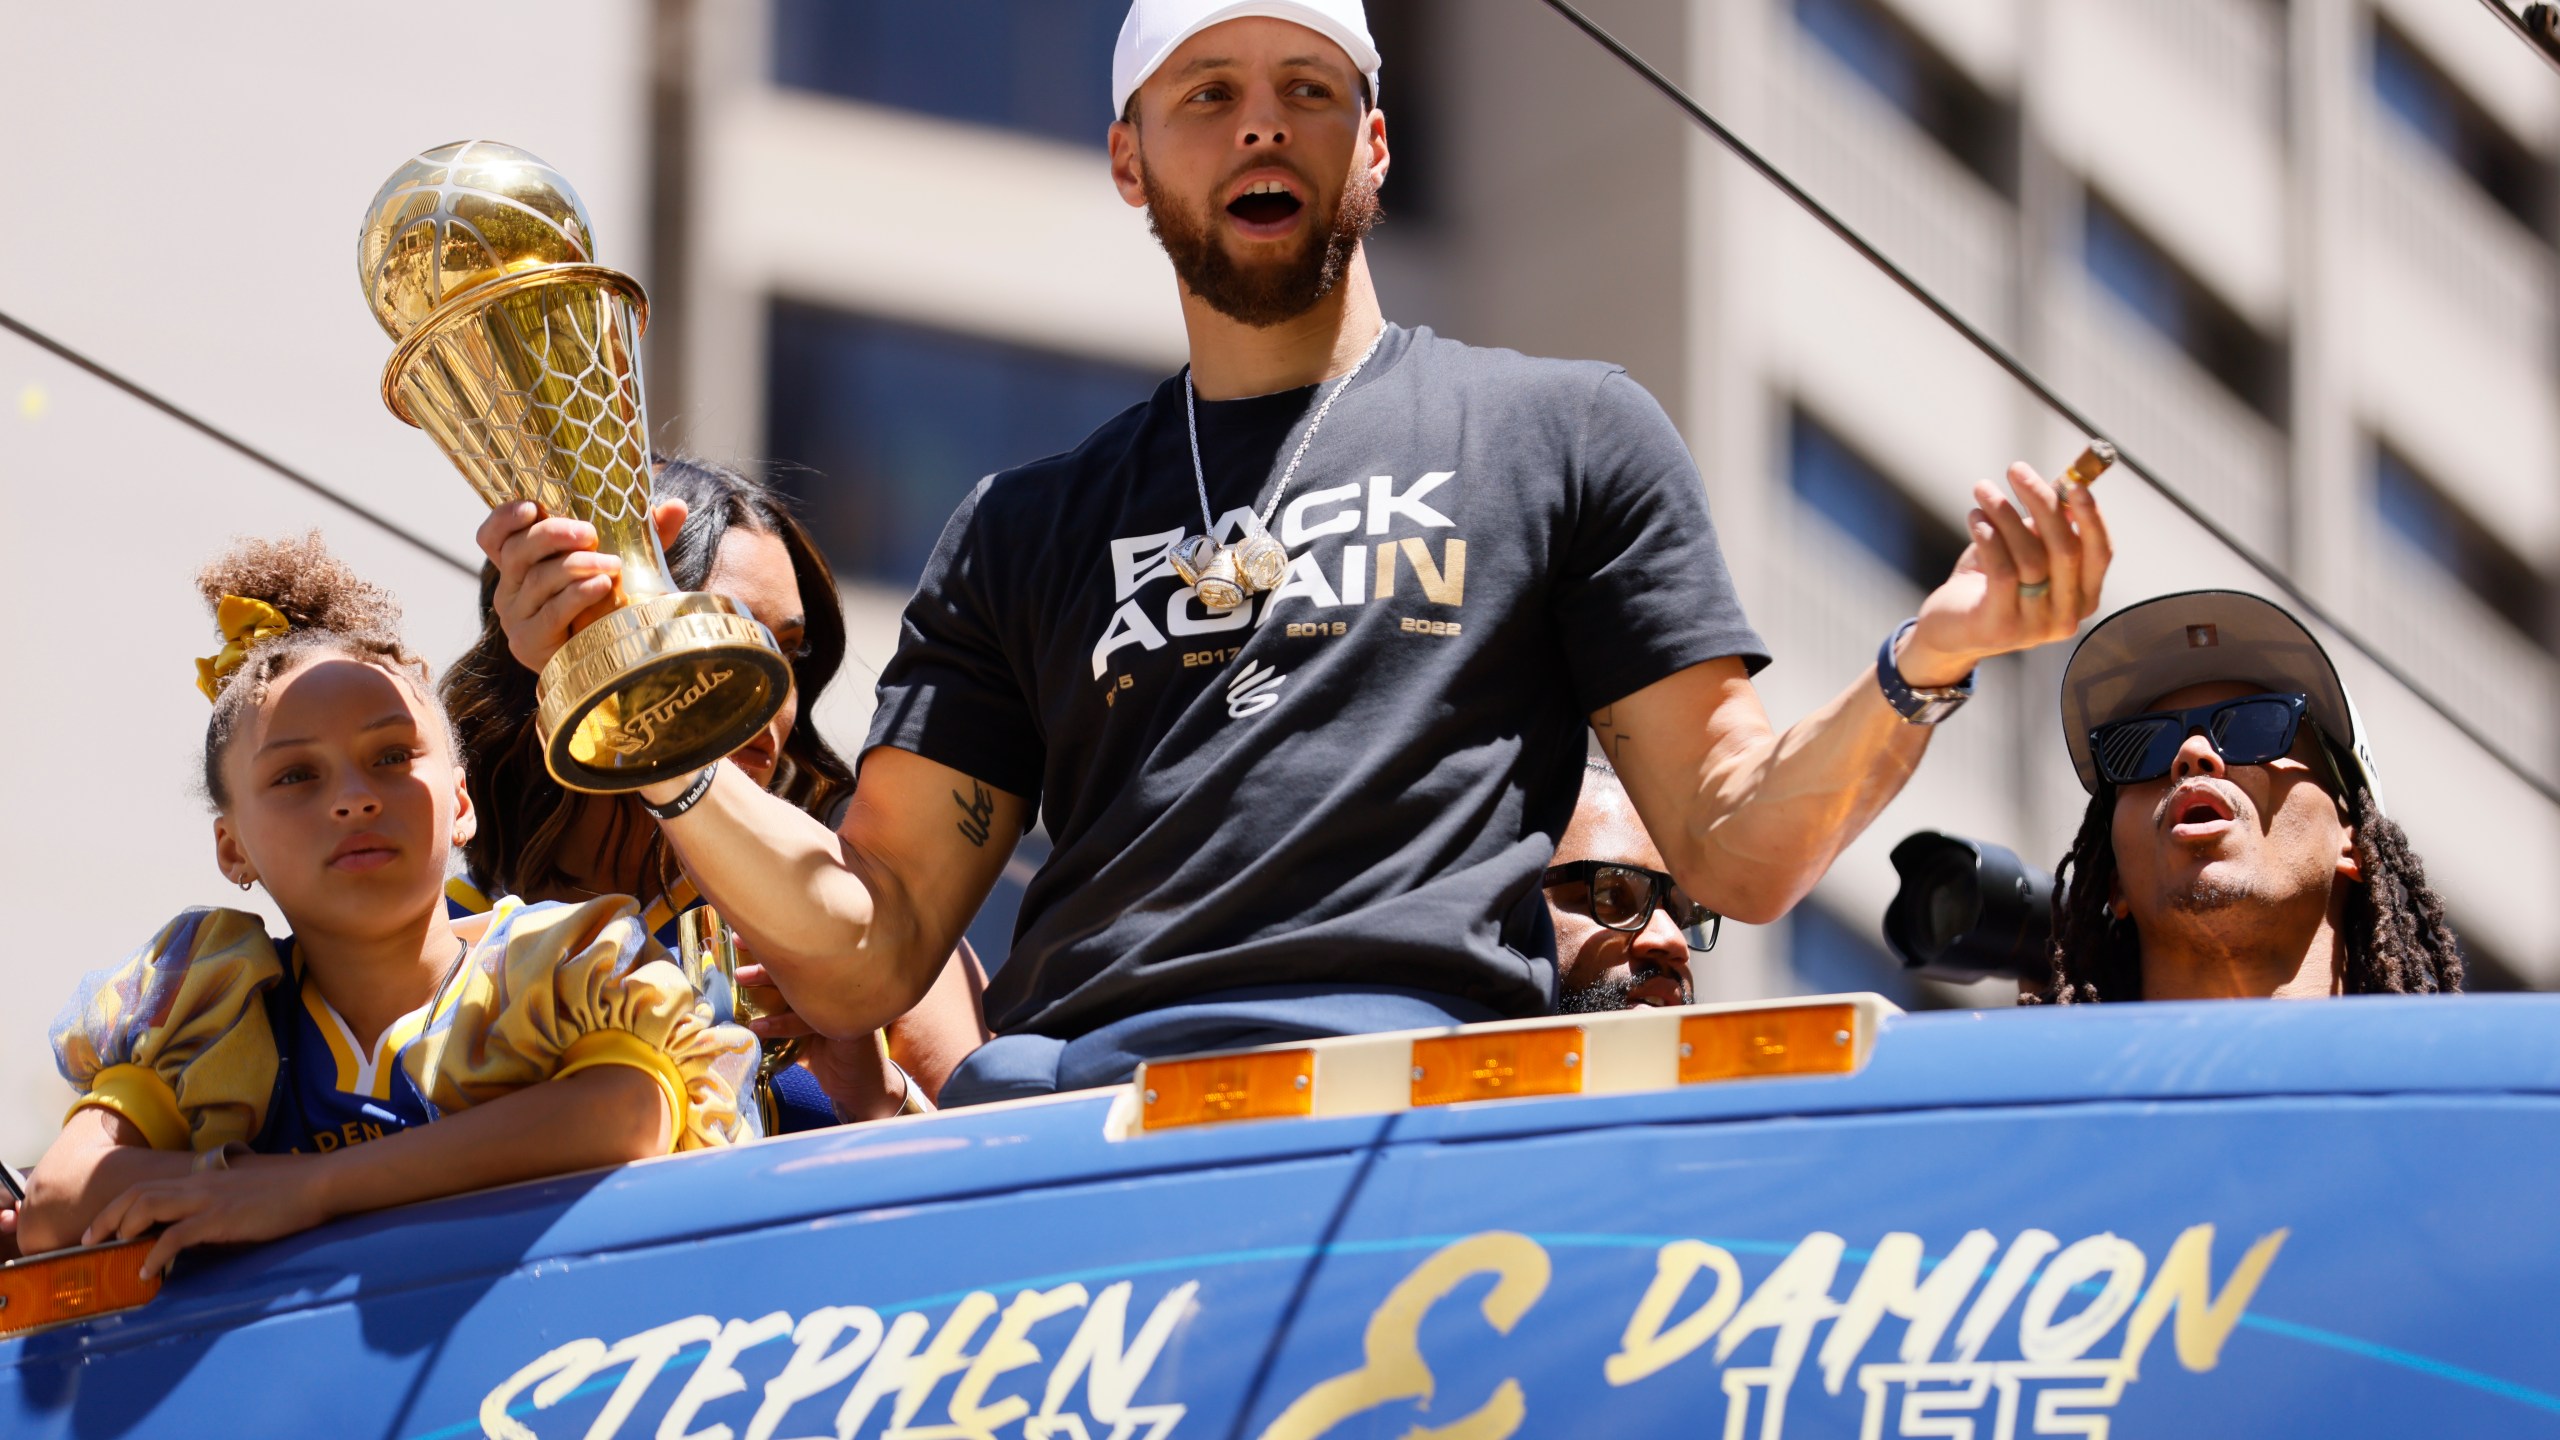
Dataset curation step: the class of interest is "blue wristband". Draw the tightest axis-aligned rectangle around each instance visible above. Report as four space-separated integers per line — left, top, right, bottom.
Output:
1877 619 1974 725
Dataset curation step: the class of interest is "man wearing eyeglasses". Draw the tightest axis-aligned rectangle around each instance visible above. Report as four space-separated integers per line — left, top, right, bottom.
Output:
1545 761 1720 1012
2036 591 2464 1003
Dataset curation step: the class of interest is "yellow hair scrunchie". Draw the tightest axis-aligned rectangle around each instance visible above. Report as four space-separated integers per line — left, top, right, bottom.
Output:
195 595 293 702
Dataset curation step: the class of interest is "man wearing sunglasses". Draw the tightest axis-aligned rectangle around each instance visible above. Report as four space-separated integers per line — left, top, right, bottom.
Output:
2037 591 2463 1003
1546 761 1721 1012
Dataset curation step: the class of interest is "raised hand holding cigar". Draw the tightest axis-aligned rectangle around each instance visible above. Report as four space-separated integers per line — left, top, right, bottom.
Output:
1895 442 2118 690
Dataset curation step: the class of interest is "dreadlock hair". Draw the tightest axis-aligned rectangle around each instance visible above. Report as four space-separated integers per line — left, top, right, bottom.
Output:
2032 792 2141 1005
2029 741 2463 1003
441 456 856 902
199 532 439 810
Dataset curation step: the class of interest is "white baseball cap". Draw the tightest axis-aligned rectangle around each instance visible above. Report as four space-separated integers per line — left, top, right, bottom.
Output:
1113 0 1382 121
2059 590 2386 812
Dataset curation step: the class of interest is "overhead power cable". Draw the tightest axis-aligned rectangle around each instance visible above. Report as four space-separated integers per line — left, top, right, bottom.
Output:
1539 0 2560 811
0 307 478 578
2475 0 2560 76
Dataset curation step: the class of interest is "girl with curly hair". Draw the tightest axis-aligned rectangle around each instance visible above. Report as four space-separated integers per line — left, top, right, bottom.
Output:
19 533 756 1276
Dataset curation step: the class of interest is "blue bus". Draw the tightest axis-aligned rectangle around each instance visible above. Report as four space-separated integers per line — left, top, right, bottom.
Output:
4 991 2556 1437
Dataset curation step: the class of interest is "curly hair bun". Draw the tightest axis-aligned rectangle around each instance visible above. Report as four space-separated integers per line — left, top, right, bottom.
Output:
197 531 403 648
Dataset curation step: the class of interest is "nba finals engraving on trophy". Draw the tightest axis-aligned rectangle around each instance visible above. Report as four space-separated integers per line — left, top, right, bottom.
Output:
602 667 738 756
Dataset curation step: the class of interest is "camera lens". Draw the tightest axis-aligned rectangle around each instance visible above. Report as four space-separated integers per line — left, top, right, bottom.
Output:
1885 832 2057 984
1913 849 1981 958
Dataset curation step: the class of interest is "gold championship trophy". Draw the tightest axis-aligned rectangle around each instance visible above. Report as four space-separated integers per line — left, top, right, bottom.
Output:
360 140 791 791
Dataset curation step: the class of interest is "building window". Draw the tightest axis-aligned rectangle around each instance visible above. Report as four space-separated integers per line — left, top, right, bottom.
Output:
1788 408 1965 589
2371 17 2549 235
771 0 1127 145
2082 192 2286 420
765 301 1160 587
1791 0 2014 191
2374 444 2551 650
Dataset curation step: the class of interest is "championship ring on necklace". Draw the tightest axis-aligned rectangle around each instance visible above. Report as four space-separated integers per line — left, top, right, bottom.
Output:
1168 534 1222 589
1192 546 1250 612
1231 521 1290 594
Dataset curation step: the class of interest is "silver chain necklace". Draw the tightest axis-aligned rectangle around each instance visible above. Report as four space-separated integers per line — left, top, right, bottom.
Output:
1170 325 1388 613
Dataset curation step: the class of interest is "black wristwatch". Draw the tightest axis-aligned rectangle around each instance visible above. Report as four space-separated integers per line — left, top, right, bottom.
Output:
1877 619 1974 725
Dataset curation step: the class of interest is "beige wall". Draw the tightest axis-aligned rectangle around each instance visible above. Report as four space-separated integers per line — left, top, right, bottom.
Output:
0 4 648 1161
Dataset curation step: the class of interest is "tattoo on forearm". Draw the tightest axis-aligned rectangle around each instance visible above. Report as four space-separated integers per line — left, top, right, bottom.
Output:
1593 706 1633 764
953 783 995 848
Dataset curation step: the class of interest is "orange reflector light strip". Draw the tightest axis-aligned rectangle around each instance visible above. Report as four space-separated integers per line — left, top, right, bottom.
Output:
1108 994 1892 1138
1140 1047 1315 1131
1679 1002 1859 1084
0 1239 161 1338
1411 1025 1586 1108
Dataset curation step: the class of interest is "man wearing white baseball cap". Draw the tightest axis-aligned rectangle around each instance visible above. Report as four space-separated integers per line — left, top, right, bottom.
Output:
2034 590 2463 1004
479 0 2114 1104
1113 0 1382 121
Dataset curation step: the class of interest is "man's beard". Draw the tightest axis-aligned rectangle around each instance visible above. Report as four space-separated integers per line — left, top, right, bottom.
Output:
2167 871 2258 915
1557 963 1692 1015
1143 162 1381 328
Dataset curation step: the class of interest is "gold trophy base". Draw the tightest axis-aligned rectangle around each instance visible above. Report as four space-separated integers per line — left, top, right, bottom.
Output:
536 592 794 793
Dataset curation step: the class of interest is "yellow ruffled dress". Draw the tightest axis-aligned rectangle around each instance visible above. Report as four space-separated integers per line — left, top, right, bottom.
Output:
50 895 756 1157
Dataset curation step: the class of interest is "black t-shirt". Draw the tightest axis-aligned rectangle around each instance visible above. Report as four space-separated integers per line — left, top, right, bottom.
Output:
866 324 1768 1038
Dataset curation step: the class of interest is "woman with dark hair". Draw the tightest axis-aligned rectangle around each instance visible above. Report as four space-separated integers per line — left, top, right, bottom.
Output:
442 458 987 1126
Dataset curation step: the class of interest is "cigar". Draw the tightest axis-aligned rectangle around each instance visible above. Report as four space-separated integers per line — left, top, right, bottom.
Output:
2061 440 2117 489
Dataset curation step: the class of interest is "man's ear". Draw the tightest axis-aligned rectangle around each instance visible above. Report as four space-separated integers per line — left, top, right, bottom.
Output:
1363 105 1391 187
2337 822 2363 884
1109 118 1147 208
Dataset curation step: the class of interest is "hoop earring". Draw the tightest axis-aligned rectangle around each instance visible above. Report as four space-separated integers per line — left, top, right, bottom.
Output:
235 877 254 892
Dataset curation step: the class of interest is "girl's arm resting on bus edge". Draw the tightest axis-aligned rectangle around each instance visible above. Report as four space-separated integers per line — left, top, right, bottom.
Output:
58 1065 667 1276
18 1107 199 1255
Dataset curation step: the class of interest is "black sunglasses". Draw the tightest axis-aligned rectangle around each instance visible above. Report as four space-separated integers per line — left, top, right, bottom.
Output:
2088 692 2311 786
1542 861 1722 952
